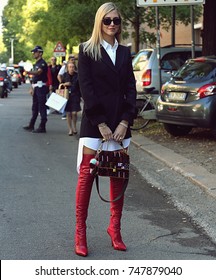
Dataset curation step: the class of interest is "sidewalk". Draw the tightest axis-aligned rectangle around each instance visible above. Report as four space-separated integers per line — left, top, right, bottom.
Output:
131 133 216 243
131 134 216 199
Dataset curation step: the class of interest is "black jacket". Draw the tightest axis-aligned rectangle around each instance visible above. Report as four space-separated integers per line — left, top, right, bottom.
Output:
78 43 137 138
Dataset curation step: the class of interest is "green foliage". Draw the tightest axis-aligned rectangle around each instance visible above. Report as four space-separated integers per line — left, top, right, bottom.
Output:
0 0 203 62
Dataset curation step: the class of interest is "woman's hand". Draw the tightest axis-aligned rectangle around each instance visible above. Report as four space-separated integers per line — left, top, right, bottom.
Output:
113 122 128 142
98 123 112 141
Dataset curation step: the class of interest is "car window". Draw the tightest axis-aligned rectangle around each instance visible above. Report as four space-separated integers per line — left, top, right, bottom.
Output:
133 50 152 71
161 51 202 71
176 61 216 82
8 69 14 75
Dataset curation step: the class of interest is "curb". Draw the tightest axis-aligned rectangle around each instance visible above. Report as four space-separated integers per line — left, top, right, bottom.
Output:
131 134 216 200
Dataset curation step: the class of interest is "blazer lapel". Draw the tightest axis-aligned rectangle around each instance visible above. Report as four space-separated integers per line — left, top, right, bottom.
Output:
101 46 118 73
115 46 125 71
101 45 126 73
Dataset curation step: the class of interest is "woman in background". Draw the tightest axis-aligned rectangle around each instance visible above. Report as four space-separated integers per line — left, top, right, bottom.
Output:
61 62 81 135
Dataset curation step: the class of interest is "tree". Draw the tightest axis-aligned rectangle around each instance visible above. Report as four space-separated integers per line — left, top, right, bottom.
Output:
1 0 204 62
116 0 202 53
2 0 28 63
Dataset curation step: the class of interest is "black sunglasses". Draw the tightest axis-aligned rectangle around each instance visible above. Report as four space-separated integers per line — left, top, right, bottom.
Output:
102 17 121 26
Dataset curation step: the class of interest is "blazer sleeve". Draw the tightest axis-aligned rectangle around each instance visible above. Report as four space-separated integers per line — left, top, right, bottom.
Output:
78 44 107 126
121 47 137 125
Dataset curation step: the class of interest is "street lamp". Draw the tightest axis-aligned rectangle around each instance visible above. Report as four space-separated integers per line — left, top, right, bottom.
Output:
9 38 14 64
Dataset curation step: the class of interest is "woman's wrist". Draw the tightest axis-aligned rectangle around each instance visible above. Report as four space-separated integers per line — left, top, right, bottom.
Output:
119 121 128 128
98 122 107 128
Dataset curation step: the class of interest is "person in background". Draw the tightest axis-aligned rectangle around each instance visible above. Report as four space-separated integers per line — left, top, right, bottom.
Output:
49 56 61 93
61 62 81 136
57 55 77 83
74 2 137 257
46 63 52 93
47 57 61 114
0 63 11 93
45 63 53 115
23 46 48 133
58 55 76 120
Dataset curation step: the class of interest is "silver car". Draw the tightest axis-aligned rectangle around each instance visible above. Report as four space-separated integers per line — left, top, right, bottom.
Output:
156 56 216 137
7 67 19 88
133 46 202 95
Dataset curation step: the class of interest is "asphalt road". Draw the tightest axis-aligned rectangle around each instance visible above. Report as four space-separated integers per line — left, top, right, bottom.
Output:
1 83 216 260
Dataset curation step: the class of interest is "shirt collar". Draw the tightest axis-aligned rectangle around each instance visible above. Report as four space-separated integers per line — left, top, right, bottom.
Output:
101 39 118 51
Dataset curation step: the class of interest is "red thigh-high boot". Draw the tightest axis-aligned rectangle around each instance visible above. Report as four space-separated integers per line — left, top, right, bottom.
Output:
107 177 127 251
75 154 95 257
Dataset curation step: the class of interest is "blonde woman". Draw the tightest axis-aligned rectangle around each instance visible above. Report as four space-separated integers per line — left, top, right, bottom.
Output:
75 2 137 257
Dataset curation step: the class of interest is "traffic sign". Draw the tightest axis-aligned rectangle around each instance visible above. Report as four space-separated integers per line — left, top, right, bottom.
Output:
137 0 205 6
53 41 66 57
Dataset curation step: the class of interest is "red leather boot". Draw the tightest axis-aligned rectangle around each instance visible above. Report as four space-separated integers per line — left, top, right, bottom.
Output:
107 177 127 251
75 154 95 257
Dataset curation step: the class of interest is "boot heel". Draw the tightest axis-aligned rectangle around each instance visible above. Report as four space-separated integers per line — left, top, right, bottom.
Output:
107 228 127 251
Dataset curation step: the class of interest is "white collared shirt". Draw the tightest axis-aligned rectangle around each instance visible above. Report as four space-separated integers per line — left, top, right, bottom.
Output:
101 39 118 65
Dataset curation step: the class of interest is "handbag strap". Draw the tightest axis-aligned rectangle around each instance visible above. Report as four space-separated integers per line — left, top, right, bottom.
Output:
59 83 65 89
95 175 128 203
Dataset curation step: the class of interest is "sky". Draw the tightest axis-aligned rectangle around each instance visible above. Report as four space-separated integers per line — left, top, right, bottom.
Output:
0 0 8 34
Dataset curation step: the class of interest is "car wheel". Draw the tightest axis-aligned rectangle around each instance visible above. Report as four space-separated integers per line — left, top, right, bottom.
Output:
163 123 192 136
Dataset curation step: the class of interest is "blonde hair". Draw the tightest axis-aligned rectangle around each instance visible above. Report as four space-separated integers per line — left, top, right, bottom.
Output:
83 2 122 61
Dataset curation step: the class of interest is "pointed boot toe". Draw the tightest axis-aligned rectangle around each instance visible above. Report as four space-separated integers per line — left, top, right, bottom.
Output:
75 244 88 257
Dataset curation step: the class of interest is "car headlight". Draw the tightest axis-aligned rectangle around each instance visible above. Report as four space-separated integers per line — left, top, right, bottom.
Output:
157 104 163 111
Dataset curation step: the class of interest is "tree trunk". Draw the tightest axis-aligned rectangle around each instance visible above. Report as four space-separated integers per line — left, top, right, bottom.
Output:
134 5 140 53
202 0 216 55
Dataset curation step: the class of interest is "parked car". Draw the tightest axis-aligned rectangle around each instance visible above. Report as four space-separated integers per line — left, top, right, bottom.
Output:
7 67 19 88
13 64 26 83
133 46 202 95
15 69 22 85
156 56 216 137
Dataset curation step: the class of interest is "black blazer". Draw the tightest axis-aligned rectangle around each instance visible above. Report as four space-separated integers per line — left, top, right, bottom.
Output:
78 43 137 138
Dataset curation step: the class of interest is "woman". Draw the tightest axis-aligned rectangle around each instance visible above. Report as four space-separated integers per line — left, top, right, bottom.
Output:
75 2 136 257
61 62 81 135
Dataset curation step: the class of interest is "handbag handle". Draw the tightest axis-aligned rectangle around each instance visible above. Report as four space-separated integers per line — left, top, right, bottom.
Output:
97 139 128 154
58 83 65 89
95 176 128 203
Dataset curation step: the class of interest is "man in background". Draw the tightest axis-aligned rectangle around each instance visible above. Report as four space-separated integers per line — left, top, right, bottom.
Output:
49 56 61 92
23 46 48 133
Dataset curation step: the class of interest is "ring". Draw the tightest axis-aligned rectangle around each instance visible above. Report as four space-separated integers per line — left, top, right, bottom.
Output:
119 137 123 140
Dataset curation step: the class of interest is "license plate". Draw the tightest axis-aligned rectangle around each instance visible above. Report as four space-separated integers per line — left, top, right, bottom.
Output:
168 92 186 101
0 82 3 86
12 78 17 82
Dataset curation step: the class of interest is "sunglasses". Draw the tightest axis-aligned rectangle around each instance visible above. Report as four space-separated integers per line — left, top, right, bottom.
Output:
102 17 121 26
